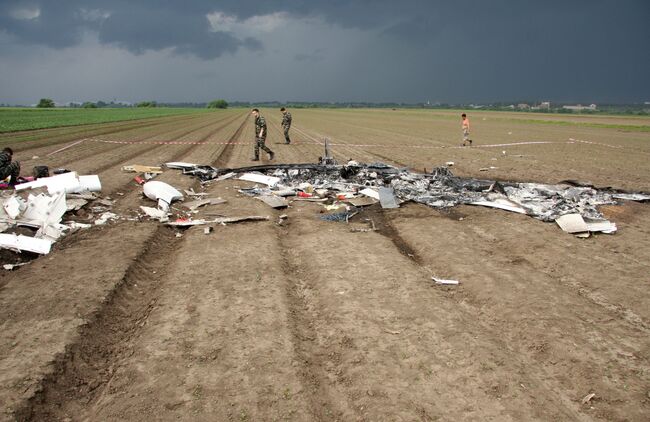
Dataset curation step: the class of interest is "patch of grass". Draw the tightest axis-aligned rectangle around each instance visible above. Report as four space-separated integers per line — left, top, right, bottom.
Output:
0 107 212 133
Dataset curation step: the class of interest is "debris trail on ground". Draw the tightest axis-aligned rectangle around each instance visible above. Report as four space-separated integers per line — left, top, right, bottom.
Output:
166 160 649 235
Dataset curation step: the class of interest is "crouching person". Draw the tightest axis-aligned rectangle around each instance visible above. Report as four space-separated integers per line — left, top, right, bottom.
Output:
0 147 20 187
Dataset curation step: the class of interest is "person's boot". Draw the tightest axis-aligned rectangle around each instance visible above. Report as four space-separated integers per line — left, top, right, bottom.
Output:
251 156 260 161
269 151 275 160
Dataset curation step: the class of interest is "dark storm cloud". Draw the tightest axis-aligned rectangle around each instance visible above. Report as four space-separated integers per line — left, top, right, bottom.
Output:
96 6 261 59
0 0 648 102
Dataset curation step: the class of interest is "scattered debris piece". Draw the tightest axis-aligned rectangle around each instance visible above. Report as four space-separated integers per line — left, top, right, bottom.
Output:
140 206 168 221
16 172 101 194
95 198 114 207
445 161 455 167
555 214 616 236
321 210 358 222
239 173 280 187
0 233 52 254
360 188 380 200
378 187 399 209
612 193 650 201
143 181 183 211
432 277 460 285
121 165 163 174
184 189 208 197
94 212 118 225
213 215 269 224
323 202 347 211
3 196 24 219
167 215 269 227
182 199 212 210
215 172 236 181
581 393 596 404
203 226 212 235
471 198 526 214
65 198 87 212
584 217 617 234
209 198 227 205
555 214 589 234
256 195 288 209
345 196 377 207
165 162 198 170
3 262 28 270
293 197 327 202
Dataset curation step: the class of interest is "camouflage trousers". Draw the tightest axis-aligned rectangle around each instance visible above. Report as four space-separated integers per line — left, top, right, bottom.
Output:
0 161 20 185
283 126 291 144
254 137 273 159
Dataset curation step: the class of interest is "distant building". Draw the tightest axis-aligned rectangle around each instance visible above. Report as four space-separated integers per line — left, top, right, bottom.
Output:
531 101 550 111
517 103 530 110
562 104 597 112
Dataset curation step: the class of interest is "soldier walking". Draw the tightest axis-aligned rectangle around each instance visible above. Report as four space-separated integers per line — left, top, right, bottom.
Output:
280 107 292 144
251 108 274 161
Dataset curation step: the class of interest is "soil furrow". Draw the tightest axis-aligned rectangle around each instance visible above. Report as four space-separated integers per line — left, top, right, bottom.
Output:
275 224 350 421
211 113 249 167
15 224 183 421
5 113 207 151
56 114 234 174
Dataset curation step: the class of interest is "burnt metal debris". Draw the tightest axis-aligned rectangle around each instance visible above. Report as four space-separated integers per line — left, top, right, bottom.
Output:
169 160 650 224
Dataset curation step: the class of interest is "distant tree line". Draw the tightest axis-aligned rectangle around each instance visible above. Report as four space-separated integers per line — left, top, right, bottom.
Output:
5 98 648 115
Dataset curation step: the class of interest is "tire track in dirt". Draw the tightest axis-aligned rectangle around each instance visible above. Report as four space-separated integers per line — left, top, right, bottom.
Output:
206 119 350 419
275 223 350 420
53 113 235 173
13 113 252 421
14 224 183 421
211 113 249 168
104 112 248 215
4 113 208 152
373 205 649 420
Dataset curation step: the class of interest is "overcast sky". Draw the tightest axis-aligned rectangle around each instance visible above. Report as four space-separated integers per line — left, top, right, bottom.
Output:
0 0 648 104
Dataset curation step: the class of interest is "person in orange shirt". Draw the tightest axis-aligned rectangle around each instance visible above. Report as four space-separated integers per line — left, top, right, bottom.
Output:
461 113 472 146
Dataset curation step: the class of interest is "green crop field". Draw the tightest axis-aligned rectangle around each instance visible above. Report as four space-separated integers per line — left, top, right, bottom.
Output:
0 107 212 133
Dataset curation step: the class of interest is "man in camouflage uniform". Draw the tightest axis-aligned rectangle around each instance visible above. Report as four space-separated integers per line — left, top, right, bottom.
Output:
280 107 292 144
0 147 20 187
251 109 274 161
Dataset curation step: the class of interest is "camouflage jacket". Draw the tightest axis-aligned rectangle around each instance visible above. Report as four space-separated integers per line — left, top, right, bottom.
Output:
255 116 267 138
281 112 292 128
0 151 12 168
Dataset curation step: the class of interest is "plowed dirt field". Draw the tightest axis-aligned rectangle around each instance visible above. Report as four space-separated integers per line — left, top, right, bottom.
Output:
1 109 649 421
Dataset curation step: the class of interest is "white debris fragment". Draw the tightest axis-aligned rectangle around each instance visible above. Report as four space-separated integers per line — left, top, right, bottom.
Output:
143 181 183 211
3 262 28 270
3 196 25 219
239 173 280 187
0 233 52 254
360 188 380 200
140 206 169 221
16 172 101 194
471 199 527 214
165 162 198 170
95 212 118 225
432 277 460 285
